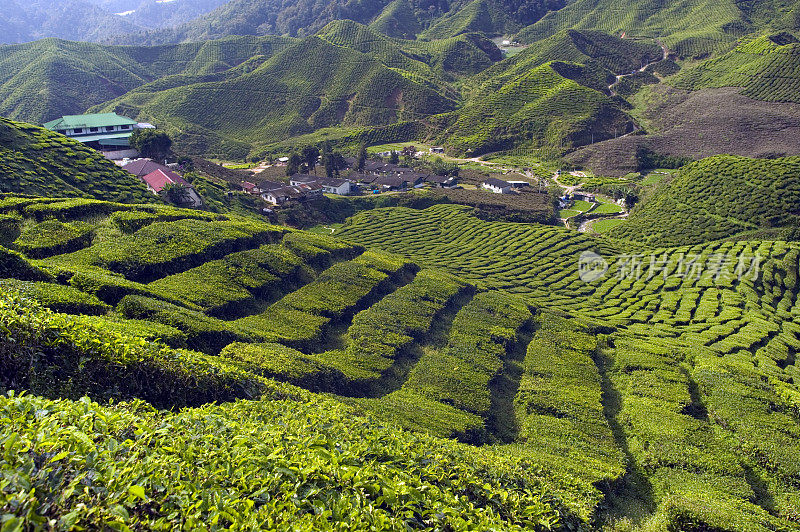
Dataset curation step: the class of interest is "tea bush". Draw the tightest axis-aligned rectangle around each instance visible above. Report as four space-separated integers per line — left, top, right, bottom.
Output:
13 219 94 258
0 291 264 407
0 392 565 530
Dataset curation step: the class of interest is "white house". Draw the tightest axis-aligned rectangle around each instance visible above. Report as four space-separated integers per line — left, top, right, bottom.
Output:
317 177 353 195
482 178 513 194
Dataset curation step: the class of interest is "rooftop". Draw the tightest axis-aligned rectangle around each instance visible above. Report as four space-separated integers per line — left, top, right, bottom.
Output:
43 113 138 131
123 158 171 178
483 178 511 188
141 169 191 193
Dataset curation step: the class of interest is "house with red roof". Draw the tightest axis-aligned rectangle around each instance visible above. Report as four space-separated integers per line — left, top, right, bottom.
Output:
122 158 172 178
140 169 202 207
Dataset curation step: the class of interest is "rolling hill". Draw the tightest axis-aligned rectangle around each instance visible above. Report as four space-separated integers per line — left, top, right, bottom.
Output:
119 0 566 45
92 25 501 158
0 194 798 529
0 0 141 44
608 154 800 246
516 0 800 59
0 35 295 124
672 33 800 103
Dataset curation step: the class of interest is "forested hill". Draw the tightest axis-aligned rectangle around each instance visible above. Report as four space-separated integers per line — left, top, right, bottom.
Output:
0 0 141 44
117 0 568 45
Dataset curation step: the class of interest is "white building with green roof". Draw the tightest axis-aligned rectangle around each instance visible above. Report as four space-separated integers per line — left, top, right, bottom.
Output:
42 113 154 159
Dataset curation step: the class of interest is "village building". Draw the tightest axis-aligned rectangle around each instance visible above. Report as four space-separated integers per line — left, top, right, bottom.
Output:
288 175 319 186
43 113 154 160
482 178 514 194
375 175 406 191
288 175 353 195
257 180 286 193
140 169 202 207
122 158 171 179
425 174 458 188
262 185 306 205
317 177 353 195
241 181 258 194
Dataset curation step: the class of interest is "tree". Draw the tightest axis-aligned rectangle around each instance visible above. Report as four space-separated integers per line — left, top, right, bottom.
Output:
323 151 346 177
301 146 320 174
401 145 417 158
130 129 172 160
624 192 639 210
389 150 399 164
286 153 303 176
431 157 459 177
161 182 191 205
177 156 194 172
356 144 367 172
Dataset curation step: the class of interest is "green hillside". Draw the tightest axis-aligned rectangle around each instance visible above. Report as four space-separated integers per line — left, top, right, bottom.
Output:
93 31 463 158
120 0 564 45
369 0 424 39
515 0 800 59
608 155 800 246
0 291 565 530
0 118 154 202
0 36 295 123
1 196 799 529
336 203 800 529
0 0 140 44
467 29 662 96
434 61 632 155
672 33 800 103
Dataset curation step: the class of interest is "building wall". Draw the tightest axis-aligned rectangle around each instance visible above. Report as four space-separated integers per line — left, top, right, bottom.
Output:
102 149 139 161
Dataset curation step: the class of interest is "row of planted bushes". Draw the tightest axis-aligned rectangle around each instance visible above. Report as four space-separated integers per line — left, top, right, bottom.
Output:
220 269 472 393
402 291 533 419
63 219 287 283
146 232 363 319
0 391 565 531
0 290 265 408
234 251 417 349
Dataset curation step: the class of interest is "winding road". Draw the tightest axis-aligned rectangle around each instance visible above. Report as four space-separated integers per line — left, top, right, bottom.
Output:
607 39 670 97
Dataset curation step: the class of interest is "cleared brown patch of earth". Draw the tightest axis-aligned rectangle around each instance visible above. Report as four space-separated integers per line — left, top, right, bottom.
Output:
566 86 800 176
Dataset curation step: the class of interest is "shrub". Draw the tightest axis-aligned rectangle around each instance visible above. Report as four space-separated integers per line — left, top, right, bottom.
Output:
0 291 264 407
117 295 251 354
82 219 286 282
23 198 134 221
13 219 94 258
0 392 563 530
0 280 109 315
147 244 313 318
0 245 52 281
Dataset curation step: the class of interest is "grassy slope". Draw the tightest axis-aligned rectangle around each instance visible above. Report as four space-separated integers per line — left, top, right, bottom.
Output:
515 0 800 59
93 24 494 158
609 155 800 246
0 195 799 529
0 118 154 202
672 33 800 103
0 35 295 123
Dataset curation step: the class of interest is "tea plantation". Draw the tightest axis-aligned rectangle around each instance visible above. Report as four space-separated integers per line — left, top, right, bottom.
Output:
337 202 800 528
1 193 800 530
